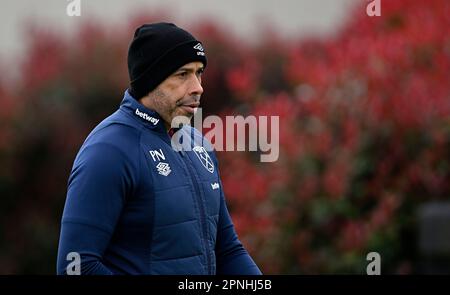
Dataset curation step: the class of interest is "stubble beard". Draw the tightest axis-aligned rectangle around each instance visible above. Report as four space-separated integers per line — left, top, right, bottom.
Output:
151 88 193 129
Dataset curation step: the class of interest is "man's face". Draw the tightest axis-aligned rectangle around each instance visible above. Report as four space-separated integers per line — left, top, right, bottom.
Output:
141 61 204 129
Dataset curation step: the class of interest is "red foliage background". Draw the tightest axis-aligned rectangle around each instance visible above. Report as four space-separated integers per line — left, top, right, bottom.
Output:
0 0 448 273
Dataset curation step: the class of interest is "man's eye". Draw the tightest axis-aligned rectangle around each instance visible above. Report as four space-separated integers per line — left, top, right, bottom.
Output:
178 72 188 78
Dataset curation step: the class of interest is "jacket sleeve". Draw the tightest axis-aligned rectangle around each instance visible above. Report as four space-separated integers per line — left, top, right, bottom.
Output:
214 161 262 275
57 143 134 275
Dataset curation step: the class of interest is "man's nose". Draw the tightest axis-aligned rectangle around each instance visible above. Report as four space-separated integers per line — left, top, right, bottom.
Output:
189 75 203 96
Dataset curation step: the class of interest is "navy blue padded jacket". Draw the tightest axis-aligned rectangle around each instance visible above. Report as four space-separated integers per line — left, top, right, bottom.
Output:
57 90 262 275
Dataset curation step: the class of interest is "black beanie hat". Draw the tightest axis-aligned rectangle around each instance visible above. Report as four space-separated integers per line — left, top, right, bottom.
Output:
127 22 207 99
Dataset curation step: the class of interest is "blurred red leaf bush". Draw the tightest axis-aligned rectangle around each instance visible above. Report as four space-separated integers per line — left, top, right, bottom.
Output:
0 0 448 273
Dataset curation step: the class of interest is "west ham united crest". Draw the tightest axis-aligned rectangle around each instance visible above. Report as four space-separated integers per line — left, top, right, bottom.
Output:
192 146 214 173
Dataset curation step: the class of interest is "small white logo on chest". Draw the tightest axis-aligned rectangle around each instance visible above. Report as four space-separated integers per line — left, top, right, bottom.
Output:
149 149 171 176
156 162 171 176
211 182 219 190
193 146 214 173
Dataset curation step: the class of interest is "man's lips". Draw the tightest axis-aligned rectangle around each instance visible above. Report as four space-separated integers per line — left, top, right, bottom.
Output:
179 103 200 114
183 103 200 108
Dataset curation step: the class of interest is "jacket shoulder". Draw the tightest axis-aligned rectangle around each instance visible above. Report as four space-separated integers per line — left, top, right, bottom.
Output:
84 111 142 151
73 112 144 176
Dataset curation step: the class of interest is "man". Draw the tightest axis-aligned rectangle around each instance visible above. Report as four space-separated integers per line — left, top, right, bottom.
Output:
57 22 261 275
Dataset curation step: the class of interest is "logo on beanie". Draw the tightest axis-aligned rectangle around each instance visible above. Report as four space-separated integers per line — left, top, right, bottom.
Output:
194 43 205 56
135 108 159 125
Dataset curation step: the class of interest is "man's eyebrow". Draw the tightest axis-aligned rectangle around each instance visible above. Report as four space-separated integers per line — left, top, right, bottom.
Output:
176 66 204 73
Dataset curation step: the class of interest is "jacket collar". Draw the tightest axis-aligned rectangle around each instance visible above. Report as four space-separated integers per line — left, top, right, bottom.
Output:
119 90 167 134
